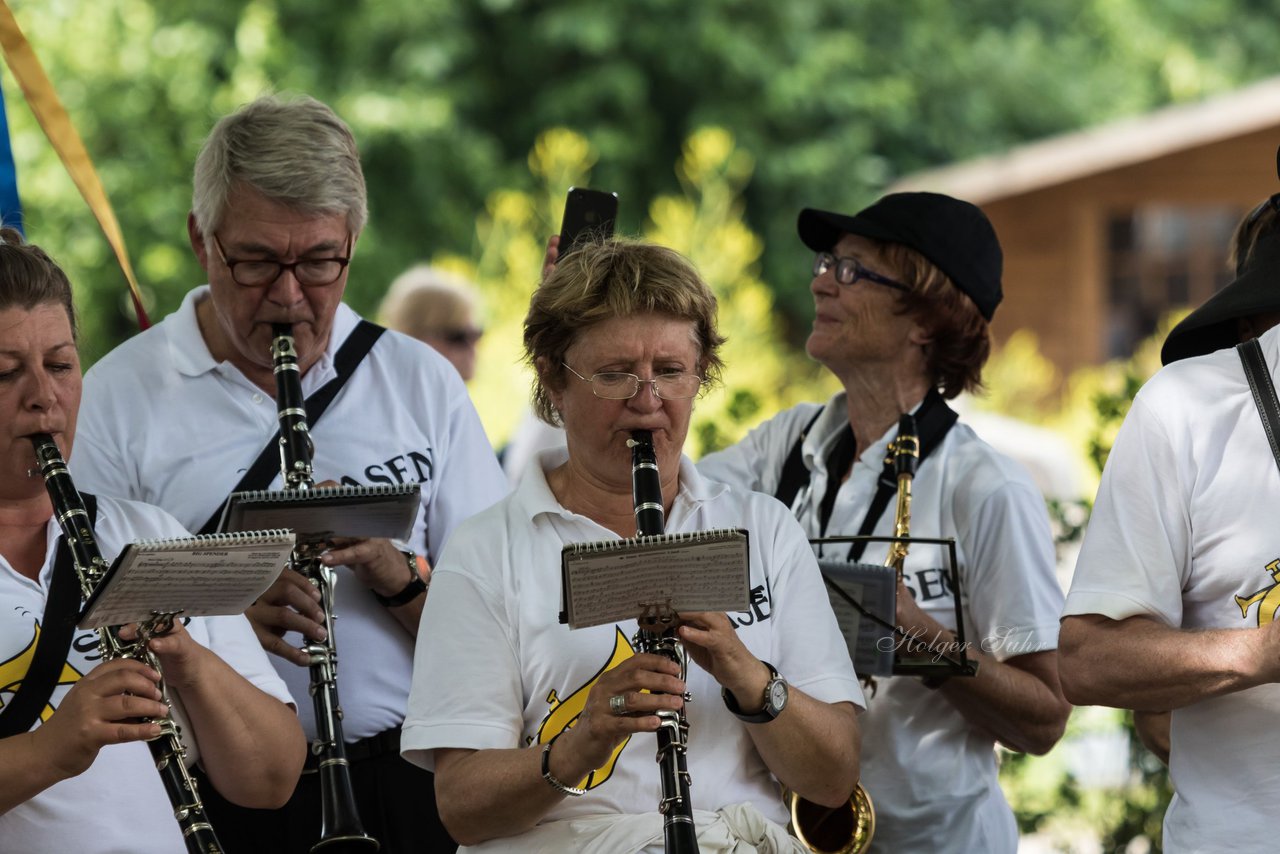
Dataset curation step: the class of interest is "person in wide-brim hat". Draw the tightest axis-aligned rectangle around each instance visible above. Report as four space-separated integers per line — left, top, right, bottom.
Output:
1162 197 1280 365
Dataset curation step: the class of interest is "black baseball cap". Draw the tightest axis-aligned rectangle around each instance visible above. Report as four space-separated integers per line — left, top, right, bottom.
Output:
798 191 1004 321
1161 227 1280 364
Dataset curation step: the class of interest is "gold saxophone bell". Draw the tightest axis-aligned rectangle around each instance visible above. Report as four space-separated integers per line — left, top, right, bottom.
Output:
786 783 875 854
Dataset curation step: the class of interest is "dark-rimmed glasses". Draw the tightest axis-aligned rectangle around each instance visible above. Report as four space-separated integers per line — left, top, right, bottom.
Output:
213 234 353 287
562 362 706 400
812 251 910 293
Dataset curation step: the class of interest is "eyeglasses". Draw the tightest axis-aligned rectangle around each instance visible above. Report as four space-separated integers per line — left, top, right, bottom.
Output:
213 234 352 288
562 362 706 400
812 251 910 293
439 328 484 347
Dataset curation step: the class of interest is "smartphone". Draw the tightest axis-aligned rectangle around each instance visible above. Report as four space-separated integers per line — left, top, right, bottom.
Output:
558 187 618 257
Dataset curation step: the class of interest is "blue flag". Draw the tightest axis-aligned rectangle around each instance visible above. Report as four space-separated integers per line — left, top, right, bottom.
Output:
0 82 21 235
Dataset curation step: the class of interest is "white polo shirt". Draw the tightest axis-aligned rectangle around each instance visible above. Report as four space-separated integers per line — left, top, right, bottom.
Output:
73 286 509 741
1065 325 1280 852
699 393 1062 854
0 495 293 852
402 450 863 840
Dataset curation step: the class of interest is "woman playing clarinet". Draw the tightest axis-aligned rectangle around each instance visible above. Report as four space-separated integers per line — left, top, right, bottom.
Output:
402 237 863 853
0 228 306 851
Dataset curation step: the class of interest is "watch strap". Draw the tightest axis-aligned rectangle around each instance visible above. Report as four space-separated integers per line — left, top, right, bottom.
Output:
373 551 428 607
722 660 783 723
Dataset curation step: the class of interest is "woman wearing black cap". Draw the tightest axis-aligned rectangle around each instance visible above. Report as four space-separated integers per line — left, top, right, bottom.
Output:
699 192 1070 853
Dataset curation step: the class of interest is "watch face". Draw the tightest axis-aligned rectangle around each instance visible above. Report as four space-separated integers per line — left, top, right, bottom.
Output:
767 679 788 714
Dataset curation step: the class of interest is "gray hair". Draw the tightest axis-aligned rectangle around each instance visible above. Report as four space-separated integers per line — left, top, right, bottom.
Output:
192 94 368 236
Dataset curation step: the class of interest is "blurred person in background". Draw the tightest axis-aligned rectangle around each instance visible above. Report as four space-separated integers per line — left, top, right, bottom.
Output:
379 264 484 383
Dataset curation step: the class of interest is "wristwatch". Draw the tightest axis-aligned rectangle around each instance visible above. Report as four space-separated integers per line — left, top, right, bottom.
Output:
373 551 428 608
722 660 788 723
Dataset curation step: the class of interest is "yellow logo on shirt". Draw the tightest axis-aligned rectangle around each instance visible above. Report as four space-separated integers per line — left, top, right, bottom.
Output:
0 619 84 722
531 627 635 791
1236 559 1280 625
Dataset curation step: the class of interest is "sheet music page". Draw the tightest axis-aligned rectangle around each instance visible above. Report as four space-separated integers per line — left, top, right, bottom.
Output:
79 532 296 629
220 483 420 541
562 530 749 630
819 560 897 677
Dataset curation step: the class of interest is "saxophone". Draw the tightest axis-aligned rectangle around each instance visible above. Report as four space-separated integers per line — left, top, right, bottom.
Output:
271 324 380 853
31 434 225 854
627 429 700 854
788 413 918 854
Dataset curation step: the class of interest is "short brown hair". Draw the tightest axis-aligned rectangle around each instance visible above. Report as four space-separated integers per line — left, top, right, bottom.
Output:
0 227 77 338
879 241 989 398
524 237 725 425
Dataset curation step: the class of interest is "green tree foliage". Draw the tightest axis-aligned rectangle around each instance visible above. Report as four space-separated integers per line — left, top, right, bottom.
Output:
8 0 1280 365
426 126 833 448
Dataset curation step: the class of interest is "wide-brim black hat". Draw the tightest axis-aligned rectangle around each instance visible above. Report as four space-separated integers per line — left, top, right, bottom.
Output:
1161 228 1280 365
797 191 1003 321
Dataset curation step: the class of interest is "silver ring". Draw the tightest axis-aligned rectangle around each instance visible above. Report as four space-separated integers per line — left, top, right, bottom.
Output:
609 694 627 716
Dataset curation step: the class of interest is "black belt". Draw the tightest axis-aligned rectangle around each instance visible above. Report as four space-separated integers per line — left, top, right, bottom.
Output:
302 726 401 774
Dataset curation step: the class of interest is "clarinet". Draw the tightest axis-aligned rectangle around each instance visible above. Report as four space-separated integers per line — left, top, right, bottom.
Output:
627 430 700 854
30 434 225 854
271 324 380 853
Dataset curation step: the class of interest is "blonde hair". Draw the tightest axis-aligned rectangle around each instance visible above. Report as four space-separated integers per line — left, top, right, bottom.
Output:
524 236 724 425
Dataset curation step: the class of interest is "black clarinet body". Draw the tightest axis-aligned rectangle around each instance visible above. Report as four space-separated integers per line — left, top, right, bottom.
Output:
627 430 700 854
270 325 380 853
30 434 225 854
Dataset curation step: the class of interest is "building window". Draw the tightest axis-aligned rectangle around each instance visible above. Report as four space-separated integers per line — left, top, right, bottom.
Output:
1106 205 1240 358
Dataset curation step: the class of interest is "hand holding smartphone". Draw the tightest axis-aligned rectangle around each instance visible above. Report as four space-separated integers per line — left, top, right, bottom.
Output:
558 187 618 258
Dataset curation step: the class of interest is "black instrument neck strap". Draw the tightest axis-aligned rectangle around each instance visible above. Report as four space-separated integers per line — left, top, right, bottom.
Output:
773 390 958 559
197 320 385 535
842 389 958 561
0 493 98 738
1239 338 1280 475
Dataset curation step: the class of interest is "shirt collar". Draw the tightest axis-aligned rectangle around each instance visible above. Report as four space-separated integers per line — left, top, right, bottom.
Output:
801 390 924 476
165 285 357 390
514 446 729 526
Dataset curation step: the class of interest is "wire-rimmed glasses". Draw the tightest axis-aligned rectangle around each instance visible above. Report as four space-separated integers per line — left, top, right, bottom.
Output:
562 362 706 400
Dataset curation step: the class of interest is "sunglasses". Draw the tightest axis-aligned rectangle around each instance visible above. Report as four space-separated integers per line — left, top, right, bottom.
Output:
439 328 483 347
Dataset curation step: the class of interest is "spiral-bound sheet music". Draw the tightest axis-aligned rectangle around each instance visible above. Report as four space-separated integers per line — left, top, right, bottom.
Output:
218 482 420 542
559 528 750 630
78 529 296 629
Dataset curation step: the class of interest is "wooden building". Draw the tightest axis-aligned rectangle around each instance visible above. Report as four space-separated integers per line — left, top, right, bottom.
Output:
889 76 1280 374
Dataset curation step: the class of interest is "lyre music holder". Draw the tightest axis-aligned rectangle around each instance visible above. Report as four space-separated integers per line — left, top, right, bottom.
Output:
811 535 978 680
